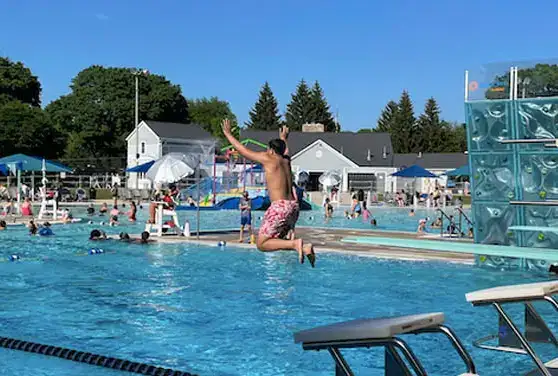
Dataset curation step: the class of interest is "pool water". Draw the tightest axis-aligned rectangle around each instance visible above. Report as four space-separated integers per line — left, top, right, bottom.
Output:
0 209 553 375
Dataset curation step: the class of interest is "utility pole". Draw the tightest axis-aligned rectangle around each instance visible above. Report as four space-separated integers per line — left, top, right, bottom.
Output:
132 69 149 188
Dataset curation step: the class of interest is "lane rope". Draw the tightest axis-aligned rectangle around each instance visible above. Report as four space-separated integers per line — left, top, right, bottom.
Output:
0 336 198 375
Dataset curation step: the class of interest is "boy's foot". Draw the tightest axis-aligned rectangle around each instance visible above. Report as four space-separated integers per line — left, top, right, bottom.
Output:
294 238 304 264
238 239 244 243
303 243 316 268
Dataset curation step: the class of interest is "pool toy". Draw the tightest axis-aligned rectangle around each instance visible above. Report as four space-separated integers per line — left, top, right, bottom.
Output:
89 248 105 255
38 227 54 236
218 241 226 247
9 255 19 262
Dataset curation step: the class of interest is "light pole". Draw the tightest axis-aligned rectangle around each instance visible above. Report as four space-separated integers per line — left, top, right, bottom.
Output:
132 69 149 188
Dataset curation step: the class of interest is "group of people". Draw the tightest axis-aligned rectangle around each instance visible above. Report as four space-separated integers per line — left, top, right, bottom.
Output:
88 201 137 226
89 229 153 244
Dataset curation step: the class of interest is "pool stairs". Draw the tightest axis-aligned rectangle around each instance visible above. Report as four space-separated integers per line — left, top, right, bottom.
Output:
294 280 558 375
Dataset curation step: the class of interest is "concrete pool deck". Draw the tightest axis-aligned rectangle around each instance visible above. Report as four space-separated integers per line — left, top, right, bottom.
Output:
111 226 477 264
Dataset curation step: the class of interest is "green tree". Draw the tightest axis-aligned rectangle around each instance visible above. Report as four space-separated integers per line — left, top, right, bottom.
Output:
415 98 444 152
442 122 467 152
46 65 189 159
391 91 416 153
375 100 398 133
285 79 314 131
357 128 373 133
188 97 238 139
310 81 338 132
0 100 64 158
0 57 41 106
245 82 282 130
485 63 558 100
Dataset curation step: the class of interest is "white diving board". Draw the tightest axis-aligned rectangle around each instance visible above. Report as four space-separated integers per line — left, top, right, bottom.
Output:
294 313 444 344
508 226 558 233
466 281 558 305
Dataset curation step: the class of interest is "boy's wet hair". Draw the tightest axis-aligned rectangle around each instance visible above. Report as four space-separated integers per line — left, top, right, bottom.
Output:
141 231 150 241
90 229 101 239
268 139 286 156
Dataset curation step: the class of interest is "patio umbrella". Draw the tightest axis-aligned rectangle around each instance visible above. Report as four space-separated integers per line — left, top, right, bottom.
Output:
445 164 470 177
319 170 342 188
391 165 438 178
146 153 195 184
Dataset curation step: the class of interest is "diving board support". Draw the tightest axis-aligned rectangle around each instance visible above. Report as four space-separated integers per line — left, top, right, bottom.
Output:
294 313 477 376
467 281 558 376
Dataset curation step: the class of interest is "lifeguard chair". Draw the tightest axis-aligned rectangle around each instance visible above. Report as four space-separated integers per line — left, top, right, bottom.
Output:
37 186 60 220
144 202 183 237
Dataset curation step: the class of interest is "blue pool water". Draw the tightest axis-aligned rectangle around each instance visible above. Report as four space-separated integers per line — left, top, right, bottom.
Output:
0 208 553 375
167 205 470 234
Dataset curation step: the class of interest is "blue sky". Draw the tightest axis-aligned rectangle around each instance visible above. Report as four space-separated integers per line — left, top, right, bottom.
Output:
2 0 557 131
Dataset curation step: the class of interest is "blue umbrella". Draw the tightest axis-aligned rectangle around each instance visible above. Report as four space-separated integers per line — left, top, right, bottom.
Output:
126 160 155 173
0 154 71 172
445 164 470 177
391 164 438 178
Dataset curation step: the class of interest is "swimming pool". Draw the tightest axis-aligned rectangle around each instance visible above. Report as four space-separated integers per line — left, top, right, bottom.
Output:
0 217 554 375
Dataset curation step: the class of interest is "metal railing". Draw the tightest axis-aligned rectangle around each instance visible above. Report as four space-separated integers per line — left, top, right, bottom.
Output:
437 208 462 237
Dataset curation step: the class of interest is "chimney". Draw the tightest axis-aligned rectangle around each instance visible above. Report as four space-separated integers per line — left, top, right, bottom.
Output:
382 146 388 159
367 149 372 161
418 151 422 158
302 123 325 133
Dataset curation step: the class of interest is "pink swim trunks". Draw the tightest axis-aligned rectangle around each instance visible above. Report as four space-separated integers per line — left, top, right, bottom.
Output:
258 200 299 239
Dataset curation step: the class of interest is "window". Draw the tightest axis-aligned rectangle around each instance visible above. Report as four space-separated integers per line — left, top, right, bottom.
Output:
141 142 145 154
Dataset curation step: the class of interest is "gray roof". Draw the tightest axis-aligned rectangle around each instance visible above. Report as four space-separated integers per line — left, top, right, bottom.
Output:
240 130 394 167
394 153 468 169
145 120 214 140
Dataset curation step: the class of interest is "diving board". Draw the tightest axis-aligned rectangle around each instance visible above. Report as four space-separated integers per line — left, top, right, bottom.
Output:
467 281 558 376
341 236 558 262
294 312 477 376
508 226 558 233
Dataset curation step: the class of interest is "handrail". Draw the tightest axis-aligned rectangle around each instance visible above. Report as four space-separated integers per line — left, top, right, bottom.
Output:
456 207 473 227
509 200 558 206
437 208 462 236
499 138 556 144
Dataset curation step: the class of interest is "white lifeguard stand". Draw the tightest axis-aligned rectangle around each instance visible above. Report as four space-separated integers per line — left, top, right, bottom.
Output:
38 186 59 220
144 202 183 237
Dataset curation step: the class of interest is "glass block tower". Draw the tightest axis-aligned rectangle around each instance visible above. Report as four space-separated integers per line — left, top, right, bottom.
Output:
465 61 558 269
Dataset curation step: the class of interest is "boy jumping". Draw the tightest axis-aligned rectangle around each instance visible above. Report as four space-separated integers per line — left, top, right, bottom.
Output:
222 119 315 267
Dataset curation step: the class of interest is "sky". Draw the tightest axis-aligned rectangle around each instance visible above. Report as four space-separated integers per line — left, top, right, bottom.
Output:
2 0 558 131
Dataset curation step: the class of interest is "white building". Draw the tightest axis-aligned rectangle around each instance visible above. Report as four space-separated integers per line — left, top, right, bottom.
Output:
125 120 215 188
239 124 467 194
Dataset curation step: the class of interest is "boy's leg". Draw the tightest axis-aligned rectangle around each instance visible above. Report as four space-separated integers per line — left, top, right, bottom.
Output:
239 225 244 242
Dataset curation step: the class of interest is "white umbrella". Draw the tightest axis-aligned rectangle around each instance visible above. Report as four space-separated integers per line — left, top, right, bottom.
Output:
319 170 342 188
146 153 195 184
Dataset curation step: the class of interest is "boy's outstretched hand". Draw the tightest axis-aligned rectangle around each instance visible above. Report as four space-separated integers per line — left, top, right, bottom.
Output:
280 126 289 140
222 118 231 136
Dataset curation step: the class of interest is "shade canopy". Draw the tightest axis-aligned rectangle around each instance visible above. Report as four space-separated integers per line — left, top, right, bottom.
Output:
145 153 195 184
444 164 470 177
126 160 155 173
391 165 438 178
319 170 342 187
0 154 72 172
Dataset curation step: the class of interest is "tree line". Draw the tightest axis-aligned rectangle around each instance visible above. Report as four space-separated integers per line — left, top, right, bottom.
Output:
246 80 338 132
1 55 472 171
359 91 467 154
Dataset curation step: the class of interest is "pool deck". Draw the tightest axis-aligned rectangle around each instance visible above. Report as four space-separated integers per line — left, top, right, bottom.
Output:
114 226 476 264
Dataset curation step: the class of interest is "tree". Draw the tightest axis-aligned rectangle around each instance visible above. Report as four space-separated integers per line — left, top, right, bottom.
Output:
485 64 558 100
245 82 282 130
188 97 238 139
0 100 64 158
46 65 189 159
0 57 41 106
310 81 338 132
415 98 444 152
442 122 467 152
357 128 373 133
375 100 398 133
284 79 314 131
390 91 416 153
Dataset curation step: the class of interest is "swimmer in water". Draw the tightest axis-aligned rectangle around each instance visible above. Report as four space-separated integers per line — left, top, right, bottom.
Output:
417 217 429 233
409 209 415 217
28 220 38 235
89 229 107 241
110 205 120 226
128 201 137 223
371 218 377 227
99 203 108 216
119 232 131 242
0 220 6 230
87 204 95 216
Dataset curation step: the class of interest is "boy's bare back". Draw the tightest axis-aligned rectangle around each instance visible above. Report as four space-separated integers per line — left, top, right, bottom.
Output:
263 155 293 202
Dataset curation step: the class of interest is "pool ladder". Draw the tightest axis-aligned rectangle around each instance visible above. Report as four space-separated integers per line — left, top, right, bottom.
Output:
437 208 473 238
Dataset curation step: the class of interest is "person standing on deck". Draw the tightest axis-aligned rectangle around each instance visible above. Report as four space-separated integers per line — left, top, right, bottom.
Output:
222 119 315 267
238 191 252 243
